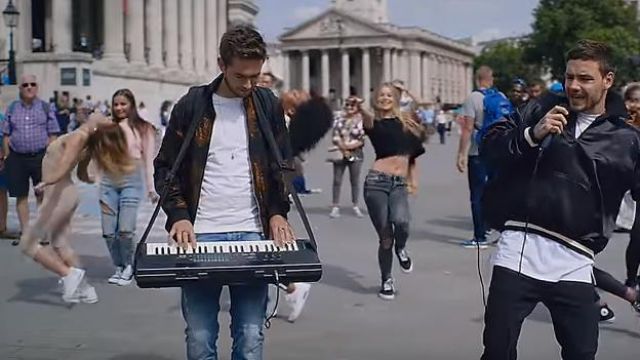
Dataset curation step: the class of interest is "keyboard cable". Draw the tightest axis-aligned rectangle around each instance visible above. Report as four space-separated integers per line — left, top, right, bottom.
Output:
264 270 281 329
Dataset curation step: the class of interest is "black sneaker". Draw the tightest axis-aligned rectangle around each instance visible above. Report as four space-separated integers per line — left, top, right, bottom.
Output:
631 300 640 314
599 304 615 323
396 248 413 273
378 278 395 300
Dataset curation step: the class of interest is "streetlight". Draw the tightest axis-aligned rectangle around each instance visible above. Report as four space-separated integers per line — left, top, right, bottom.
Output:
3 0 19 85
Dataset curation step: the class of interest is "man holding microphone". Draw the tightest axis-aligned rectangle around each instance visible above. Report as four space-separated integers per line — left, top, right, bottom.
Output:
479 40 640 359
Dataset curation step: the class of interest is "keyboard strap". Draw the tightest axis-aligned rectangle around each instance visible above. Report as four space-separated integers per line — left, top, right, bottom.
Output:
252 90 319 253
138 100 202 246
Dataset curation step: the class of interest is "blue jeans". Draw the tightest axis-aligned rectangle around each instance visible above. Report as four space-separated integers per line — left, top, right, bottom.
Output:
468 156 491 242
182 232 268 360
99 169 143 267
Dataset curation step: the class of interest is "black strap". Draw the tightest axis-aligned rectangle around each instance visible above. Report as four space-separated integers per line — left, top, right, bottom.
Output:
252 90 319 252
138 112 201 245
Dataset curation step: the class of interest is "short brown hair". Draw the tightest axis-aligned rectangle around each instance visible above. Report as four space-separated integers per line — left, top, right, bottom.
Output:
566 40 615 76
219 25 267 65
475 65 493 82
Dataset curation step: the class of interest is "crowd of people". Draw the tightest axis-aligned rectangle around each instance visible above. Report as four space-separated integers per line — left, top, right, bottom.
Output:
4 23 640 360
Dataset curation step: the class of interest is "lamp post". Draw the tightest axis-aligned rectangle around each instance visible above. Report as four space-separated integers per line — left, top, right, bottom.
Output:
3 0 19 85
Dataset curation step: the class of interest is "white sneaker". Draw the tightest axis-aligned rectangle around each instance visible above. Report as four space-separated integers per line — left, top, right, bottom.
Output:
353 206 364 218
329 207 340 218
78 282 99 304
117 265 133 286
61 268 85 303
67 279 99 304
108 267 123 284
286 282 311 322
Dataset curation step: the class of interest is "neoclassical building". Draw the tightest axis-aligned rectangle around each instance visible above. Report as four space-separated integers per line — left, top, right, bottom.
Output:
270 0 476 106
1 0 256 125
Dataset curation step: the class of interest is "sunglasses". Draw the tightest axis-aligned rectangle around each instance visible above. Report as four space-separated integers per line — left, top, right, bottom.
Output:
21 82 37 88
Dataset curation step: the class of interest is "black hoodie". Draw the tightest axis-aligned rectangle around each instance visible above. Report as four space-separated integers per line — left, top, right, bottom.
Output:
481 91 640 259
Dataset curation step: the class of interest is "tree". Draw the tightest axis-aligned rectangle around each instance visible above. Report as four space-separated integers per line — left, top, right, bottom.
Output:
525 0 640 86
474 41 541 93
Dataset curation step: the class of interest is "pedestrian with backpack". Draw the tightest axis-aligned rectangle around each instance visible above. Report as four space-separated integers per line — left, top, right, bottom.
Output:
456 65 512 248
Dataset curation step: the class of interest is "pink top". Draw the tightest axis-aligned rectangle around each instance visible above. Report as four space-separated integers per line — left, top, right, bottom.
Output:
119 120 156 192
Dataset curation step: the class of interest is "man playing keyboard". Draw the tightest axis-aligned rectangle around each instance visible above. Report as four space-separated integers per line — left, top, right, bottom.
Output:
154 25 295 360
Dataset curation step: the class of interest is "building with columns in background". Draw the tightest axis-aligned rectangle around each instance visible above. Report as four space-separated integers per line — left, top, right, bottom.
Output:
267 0 475 107
0 0 256 125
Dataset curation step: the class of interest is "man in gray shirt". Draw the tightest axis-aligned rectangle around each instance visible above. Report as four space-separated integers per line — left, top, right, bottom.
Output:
456 65 496 248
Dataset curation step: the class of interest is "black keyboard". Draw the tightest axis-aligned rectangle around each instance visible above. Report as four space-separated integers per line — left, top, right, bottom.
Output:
134 239 322 288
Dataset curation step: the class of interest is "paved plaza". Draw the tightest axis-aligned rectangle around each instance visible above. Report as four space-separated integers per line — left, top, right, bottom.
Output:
1 134 639 359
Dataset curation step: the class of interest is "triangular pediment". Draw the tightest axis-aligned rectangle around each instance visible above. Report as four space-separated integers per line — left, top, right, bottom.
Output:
279 9 390 41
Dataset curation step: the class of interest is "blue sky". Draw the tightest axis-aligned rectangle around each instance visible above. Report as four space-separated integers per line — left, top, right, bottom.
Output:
255 0 539 43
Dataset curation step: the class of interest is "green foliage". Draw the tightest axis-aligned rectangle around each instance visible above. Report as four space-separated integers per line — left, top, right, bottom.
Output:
525 0 640 85
474 41 540 93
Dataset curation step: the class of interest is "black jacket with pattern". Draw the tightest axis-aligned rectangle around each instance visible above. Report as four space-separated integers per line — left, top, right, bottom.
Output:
154 76 291 237
482 91 640 259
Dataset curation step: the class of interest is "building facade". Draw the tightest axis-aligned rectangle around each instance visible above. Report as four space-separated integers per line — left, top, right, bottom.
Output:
0 0 256 125
270 0 475 106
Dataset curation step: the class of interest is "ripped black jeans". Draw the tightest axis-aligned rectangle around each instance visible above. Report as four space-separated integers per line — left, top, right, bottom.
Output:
363 170 411 281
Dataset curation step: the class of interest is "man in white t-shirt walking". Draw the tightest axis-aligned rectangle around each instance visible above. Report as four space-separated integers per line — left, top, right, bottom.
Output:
155 26 296 360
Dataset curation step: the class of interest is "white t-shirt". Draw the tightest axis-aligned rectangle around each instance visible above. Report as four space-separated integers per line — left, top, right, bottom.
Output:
193 93 261 234
494 112 600 283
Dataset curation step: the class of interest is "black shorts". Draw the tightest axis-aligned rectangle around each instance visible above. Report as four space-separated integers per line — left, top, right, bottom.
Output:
6 150 45 198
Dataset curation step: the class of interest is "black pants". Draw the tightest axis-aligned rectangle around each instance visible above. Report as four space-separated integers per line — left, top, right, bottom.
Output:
626 201 640 286
482 266 598 360
363 170 410 281
6 150 45 198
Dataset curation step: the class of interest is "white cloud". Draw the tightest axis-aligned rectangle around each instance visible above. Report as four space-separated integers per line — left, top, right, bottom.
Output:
291 5 323 22
472 28 505 43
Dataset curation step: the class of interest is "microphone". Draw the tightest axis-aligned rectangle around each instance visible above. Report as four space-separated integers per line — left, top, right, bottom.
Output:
540 103 569 151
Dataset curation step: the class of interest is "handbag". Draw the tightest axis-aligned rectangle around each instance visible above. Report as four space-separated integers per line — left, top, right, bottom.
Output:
326 146 344 162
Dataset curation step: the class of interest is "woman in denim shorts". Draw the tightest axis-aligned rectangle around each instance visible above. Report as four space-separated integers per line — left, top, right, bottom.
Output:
361 83 426 300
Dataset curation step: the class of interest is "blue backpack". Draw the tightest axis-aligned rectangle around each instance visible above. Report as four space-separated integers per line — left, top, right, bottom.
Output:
474 88 513 146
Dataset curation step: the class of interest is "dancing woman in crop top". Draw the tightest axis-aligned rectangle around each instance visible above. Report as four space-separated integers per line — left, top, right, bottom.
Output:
361 82 426 300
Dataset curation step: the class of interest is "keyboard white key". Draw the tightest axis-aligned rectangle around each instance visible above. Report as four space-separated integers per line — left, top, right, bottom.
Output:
146 240 300 255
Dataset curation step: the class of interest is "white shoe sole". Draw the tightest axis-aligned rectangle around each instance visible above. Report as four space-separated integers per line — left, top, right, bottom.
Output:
117 278 133 286
400 263 414 274
378 292 395 300
108 277 120 284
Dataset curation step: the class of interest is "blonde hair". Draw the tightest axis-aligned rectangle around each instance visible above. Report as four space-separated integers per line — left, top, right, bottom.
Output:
87 122 135 178
373 82 425 140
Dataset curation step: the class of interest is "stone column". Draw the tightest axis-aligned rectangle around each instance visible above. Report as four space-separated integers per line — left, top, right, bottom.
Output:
126 0 146 64
421 53 430 102
206 0 219 74
409 50 421 97
103 0 126 61
163 0 179 68
301 50 310 92
16 0 32 56
52 0 72 53
146 0 163 67
467 64 474 94
321 49 330 97
193 0 206 75
218 0 228 40
341 48 350 100
282 51 290 91
383 47 391 82
391 49 399 80
179 0 194 71
362 47 371 105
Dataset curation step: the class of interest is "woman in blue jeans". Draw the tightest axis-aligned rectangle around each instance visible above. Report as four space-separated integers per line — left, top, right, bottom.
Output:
362 83 426 300
100 89 158 286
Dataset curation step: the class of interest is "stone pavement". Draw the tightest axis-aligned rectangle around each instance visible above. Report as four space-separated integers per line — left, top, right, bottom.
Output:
1 133 639 359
